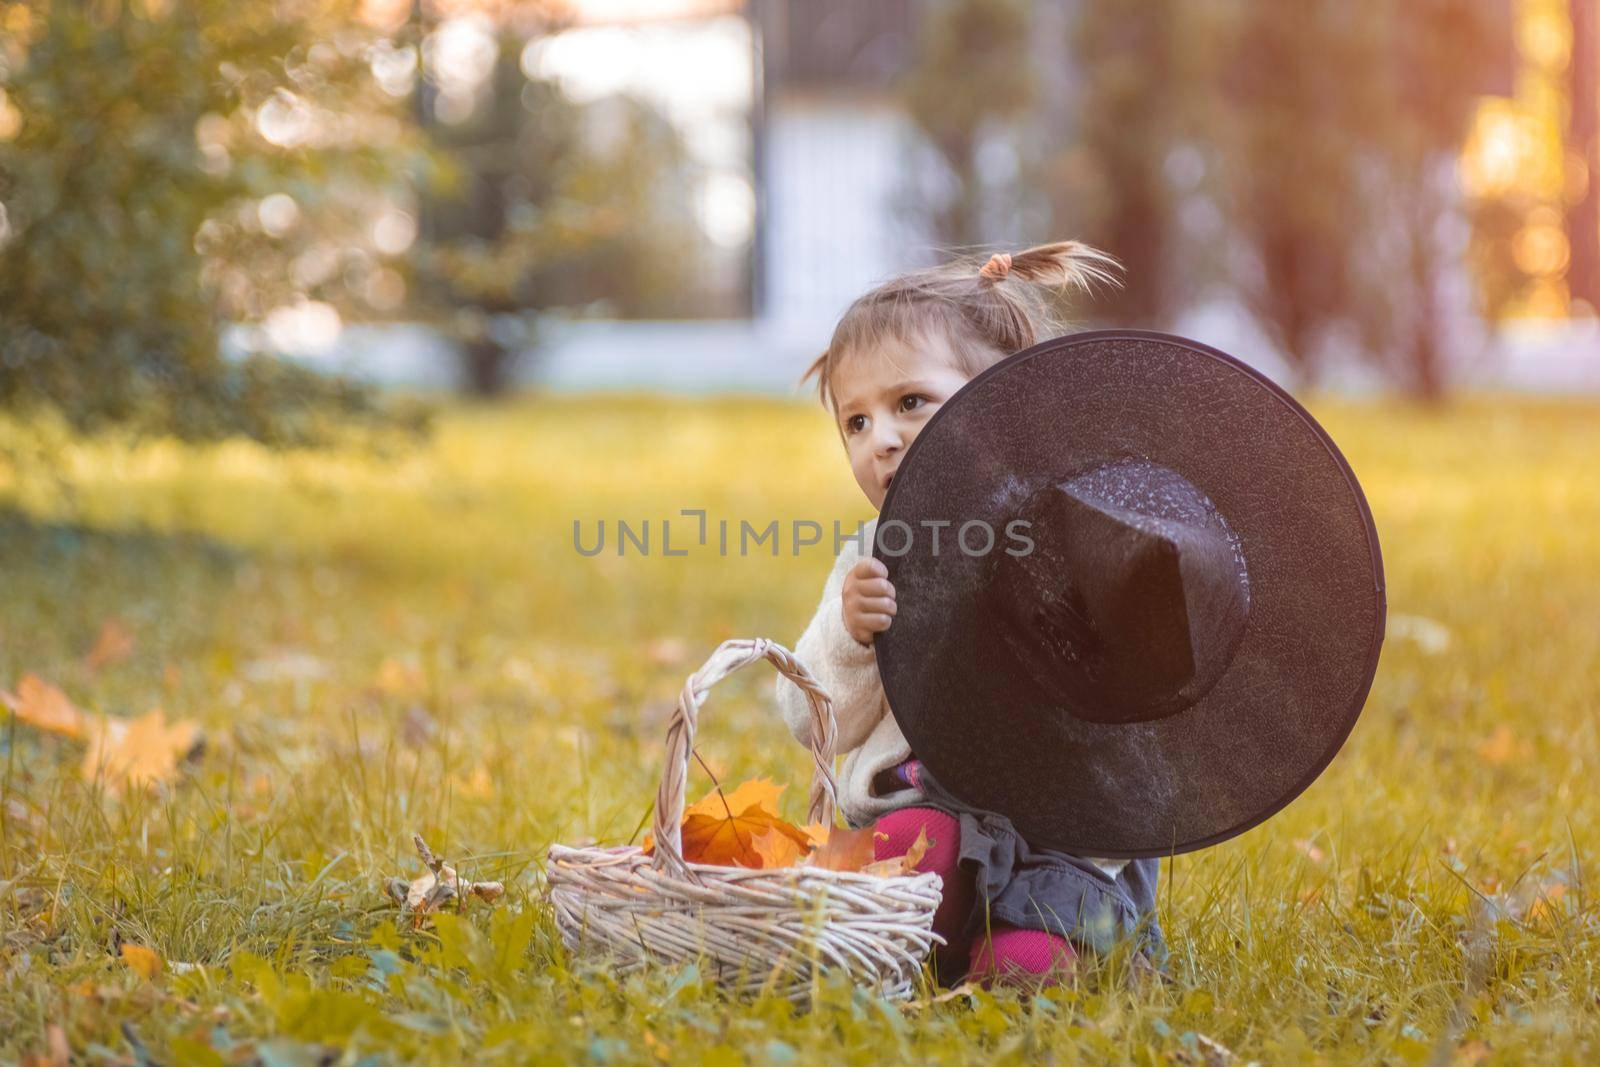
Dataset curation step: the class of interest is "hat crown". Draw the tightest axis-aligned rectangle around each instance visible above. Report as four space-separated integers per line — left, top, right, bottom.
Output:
989 458 1252 725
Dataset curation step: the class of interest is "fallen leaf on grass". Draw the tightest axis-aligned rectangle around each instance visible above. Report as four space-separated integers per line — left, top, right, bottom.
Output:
120 943 162 980
1526 882 1568 924
373 656 426 698
2 674 88 740
384 833 505 927
450 764 495 799
81 709 203 795
1476 725 1516 765
84 618 135 672
4 678 204 794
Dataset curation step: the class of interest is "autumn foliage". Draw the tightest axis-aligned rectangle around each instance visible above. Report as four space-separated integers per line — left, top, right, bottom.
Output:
641 777 931 876
1 673 202 796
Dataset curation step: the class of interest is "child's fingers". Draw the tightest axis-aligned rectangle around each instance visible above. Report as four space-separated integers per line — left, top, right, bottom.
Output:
858 612 893 634
856 595 896 616
854 577 894 599
852 557 889 580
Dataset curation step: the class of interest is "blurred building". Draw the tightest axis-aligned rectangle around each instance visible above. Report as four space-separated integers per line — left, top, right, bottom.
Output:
315 0 1600 396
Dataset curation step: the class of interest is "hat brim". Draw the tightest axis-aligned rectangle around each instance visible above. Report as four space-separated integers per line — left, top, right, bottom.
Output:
872 330 1387 858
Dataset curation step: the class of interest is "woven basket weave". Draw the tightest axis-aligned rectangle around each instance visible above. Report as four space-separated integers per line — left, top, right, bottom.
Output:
545 637 944 1000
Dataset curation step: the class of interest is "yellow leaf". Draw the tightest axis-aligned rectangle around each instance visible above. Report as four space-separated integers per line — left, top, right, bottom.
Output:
373 656 425 697
120 944 162 979
81 709 201 794
1477 725 1515 765
4 674 88 740
862 825 934 877
682 777 786 822
450 764 494 799
1526 882 1568 924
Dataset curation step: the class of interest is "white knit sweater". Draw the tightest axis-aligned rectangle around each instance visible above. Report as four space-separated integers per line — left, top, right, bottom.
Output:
773 517 1127 879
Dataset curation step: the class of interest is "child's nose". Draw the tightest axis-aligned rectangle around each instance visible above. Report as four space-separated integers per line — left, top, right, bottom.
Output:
872 420 903 454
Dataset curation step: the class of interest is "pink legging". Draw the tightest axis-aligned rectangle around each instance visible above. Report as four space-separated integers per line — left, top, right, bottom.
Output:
875 806 1077 988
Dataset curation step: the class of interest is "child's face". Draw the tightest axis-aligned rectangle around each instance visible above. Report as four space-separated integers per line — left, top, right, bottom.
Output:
830 331 974 510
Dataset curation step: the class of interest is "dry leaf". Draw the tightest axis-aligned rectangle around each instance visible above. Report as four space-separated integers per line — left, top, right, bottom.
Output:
1477 725 1515 765
450 764 495 799
641 778 937 876
748 825 810 868
384 833 504 927
120 944 163 980
3 674 88 740
643 778 816 869
374 656 425 698
862 825 933 877
85 619 135 671
81 709 202 794
680 776 787 823
805 824 885 872
1525 882 1569 925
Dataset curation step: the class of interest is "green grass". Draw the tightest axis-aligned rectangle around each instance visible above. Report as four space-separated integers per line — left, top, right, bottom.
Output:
1 391 1597 1064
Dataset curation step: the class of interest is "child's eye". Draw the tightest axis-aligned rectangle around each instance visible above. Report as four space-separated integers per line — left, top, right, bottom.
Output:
900 394 926 412
845 414 866 434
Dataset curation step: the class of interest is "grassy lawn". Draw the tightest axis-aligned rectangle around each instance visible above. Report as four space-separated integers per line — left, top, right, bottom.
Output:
1 392 1597 1064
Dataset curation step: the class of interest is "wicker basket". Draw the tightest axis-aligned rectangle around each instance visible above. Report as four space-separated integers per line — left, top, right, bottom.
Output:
545 637 944 1000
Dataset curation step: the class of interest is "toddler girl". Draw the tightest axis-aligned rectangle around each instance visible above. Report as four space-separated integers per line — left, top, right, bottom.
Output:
774 241 1167 990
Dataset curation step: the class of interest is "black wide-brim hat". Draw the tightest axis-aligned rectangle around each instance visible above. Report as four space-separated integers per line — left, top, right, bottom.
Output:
872 330 1386 858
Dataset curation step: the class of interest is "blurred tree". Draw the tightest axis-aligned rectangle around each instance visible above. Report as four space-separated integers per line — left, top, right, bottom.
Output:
408 14 707 395
1569 0 1600 312
1208 0 1502 400
1205 1 1386 390
1040 0 1210 326
897 0 1035 250
0 0 424 444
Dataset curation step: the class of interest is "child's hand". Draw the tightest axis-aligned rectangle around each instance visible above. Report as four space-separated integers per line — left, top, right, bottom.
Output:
841 557 896 646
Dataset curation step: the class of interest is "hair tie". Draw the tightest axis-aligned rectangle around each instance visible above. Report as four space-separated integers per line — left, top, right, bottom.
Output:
979 252 1012 283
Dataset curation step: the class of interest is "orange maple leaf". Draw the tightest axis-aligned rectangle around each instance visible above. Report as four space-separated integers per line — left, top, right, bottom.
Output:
81 709 202 794
2 675 89 740
643 778 816 868
748 825 810 868
120 943 163 980
640 778 937 875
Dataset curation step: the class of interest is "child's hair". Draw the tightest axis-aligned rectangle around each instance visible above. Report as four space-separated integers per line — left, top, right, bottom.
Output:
798 240 1122 415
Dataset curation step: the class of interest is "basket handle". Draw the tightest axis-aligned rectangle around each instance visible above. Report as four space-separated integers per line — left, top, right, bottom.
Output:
650 638 839 882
